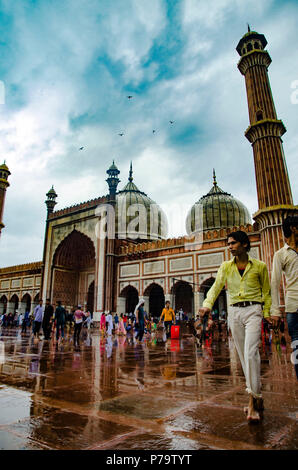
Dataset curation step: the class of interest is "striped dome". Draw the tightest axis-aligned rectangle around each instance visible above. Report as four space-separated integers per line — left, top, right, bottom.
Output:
186 171 251 234
116 164 168 240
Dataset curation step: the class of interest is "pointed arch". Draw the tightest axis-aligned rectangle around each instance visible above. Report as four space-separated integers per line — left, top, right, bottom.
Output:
143 283 165 318
51 229 96 308
171 280 193 316
119 285 139 314
200 277 226 315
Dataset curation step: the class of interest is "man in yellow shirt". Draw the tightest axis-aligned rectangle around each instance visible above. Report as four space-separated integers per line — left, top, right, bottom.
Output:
160 301 175 339
199 231 271 423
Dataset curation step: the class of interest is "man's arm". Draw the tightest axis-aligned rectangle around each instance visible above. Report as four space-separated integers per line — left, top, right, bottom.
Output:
259 263 271 318
202 263 227 311
270 251 283 318
159 309 164 322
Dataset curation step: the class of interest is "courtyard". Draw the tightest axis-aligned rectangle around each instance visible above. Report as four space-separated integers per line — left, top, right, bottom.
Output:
0 325 297 451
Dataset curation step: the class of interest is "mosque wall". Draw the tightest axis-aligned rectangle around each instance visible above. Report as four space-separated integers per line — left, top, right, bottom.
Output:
115 231 262 316
0 262 42 314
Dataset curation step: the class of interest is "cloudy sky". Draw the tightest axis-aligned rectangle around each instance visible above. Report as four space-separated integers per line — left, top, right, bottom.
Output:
0 0 297 267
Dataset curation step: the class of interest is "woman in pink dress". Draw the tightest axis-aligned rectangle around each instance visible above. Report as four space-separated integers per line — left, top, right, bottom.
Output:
100 313 106 336
119 314 127 336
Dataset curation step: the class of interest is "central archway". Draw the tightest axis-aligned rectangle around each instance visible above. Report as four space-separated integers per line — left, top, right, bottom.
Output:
52 230 95 309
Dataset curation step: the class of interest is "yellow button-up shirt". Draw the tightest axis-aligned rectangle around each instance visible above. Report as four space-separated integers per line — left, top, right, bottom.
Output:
203 256 271 318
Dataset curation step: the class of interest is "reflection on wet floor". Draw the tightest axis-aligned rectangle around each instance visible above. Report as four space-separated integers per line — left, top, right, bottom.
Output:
0 325 297 450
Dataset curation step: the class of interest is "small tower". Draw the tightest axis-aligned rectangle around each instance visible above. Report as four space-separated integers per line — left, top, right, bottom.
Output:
106 160 120 202
104 161 120 314
0 161 11 237
236 28 297 272
45 186 58 216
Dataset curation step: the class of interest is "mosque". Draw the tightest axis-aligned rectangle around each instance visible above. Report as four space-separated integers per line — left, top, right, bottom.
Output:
0 29 297 322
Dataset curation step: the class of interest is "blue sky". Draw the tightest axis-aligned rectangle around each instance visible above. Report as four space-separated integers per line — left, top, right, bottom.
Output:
0 0 297 267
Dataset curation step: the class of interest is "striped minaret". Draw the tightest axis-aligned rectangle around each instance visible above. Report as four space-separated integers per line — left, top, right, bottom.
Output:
236 27 297 273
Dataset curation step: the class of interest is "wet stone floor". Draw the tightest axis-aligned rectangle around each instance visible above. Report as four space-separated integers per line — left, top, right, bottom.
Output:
0 325 297 450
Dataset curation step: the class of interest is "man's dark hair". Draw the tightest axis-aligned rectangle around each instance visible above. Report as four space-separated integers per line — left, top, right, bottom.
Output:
227 231 251 252
57 300 62 306
46 298 50 302
282 216 298 239
165 300 170 304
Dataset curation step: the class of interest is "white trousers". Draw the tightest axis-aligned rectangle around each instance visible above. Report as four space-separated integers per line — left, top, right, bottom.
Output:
229 304 263 398
107 323 113 335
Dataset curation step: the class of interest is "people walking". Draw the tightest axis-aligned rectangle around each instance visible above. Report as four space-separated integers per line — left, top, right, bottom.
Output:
85 311 92 330
114 313 119 333
118 314 127 336
100 312 106 336
106 311 113 336
33 300 44 338
135 300 146 342
199 230 271 423
21 310 30 334
159 301 175 339
54 301 66 342
42 299 54 340
270 216 298 380
73 305 84 346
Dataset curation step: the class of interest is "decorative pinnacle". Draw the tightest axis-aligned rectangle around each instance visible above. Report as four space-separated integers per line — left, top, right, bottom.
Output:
213 168 217 186
247 23 251 33
129 161 133 182
45 185 58 215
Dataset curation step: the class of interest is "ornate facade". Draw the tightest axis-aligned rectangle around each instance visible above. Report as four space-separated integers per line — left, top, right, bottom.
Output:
0 29 297 320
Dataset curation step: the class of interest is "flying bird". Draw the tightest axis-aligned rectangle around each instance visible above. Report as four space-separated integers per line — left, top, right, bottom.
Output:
152 130 156 134
127 95 133 99
169 120 174 124
118 133 124 136
79 147 84 150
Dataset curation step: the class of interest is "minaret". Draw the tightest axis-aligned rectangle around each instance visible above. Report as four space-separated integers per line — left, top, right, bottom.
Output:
236 27 297 271
45 186 58 216
104 161 120 312
0 161 11 238
41 186 58 300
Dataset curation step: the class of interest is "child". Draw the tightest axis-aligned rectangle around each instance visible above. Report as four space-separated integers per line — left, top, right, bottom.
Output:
193 317 203 347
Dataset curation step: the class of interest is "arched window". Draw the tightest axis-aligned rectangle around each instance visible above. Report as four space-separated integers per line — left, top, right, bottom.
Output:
254 42 259 49
247 43 253 52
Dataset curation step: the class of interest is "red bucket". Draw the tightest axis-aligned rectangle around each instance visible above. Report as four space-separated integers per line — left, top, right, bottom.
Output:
171 325 180 339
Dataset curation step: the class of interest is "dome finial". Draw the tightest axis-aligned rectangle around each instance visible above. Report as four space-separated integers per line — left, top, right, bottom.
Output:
247 23 251 33
129 161 133 182
213 168 217 186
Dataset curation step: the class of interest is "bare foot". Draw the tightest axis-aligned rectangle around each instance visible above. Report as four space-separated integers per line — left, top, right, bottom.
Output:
247 407 260 423
245 395 261 423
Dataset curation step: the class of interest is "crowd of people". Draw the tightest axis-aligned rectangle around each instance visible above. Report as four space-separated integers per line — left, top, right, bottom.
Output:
0 300 93 348
99 301 190 343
